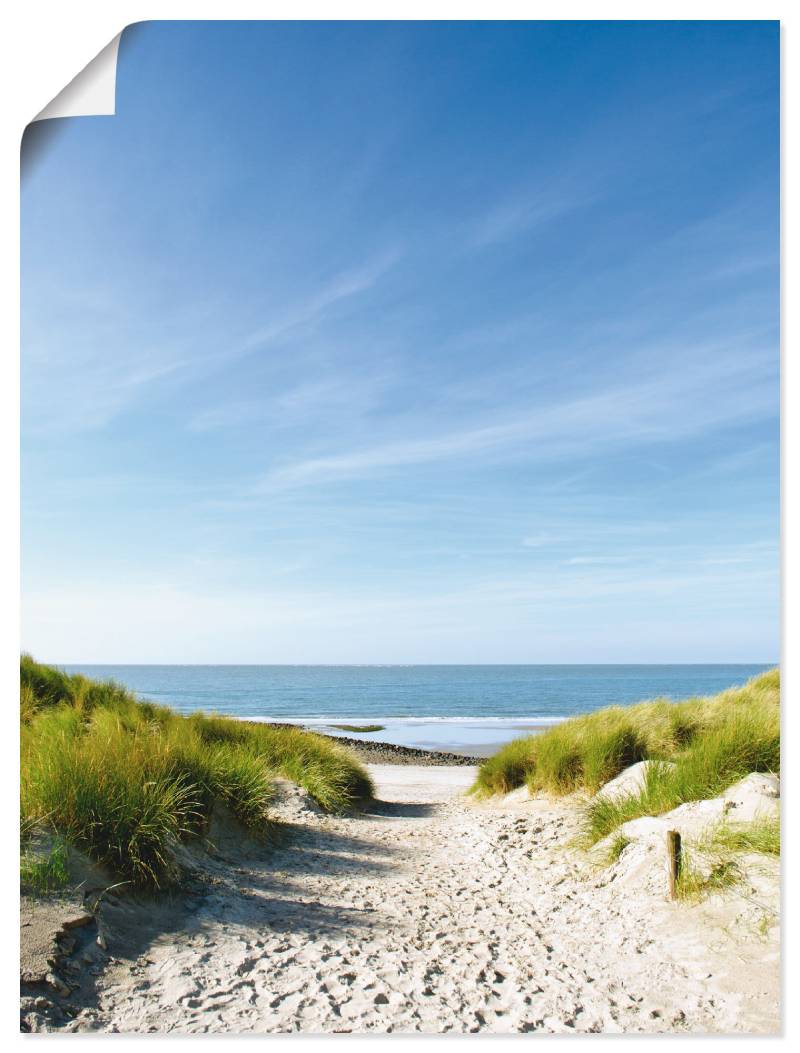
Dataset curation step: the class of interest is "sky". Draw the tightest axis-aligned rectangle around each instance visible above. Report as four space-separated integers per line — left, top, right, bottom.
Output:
21 21 779 664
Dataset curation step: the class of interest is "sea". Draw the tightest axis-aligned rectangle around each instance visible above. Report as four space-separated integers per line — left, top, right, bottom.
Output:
63 663 772 757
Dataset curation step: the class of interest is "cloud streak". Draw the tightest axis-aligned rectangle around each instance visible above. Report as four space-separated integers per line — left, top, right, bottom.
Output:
239 249 399 354
471 187 594 248
251 345 776 492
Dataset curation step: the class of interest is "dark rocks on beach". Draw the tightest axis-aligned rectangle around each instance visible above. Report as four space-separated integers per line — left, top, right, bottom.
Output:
62 912 94 931
321 735 477 766
239 720 478 765
45 972 72 997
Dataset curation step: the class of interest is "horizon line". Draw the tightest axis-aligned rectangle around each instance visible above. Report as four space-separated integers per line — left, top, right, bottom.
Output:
51 660 778 668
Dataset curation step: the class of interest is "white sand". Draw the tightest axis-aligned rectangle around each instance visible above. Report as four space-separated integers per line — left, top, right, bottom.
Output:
65 764 779 1034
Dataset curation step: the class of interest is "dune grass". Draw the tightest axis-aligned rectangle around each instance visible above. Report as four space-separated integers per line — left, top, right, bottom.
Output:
674 852 741 901
604 832 632 866
704 814 780 857
20 838 70 895
472 669 780 844
670 815 780 902
20 656 374 888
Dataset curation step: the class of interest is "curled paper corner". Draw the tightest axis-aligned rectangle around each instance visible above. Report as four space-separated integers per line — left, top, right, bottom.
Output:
33 31 123 122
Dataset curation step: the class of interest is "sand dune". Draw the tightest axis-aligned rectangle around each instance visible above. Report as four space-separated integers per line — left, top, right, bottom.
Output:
25 764 779 1034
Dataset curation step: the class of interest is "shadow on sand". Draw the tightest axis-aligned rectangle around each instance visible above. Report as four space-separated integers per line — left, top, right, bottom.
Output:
363 800 439 818
23 801 411 1029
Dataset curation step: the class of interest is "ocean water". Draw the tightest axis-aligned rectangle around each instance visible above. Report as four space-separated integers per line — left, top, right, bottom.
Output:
63 664 772 755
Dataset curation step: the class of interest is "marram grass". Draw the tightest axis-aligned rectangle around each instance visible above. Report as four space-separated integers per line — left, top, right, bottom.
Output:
20 656 374 888
20 838 70 895
671 815 780 902
702 814 780 858
472 669 779 843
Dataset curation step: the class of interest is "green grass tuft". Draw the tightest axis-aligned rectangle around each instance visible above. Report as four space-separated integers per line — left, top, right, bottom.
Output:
673 815 780 902
704 815 780 857
583 697 779 843
675 854 741 901
605 832 632 865
20 657 374 888
472 669 780 846
528 717 648 795
469 735 537 797
21 839 70 894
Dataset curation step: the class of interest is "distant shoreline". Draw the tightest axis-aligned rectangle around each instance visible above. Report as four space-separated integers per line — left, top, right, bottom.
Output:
240 717 563 759
58 664 774 745
237 718 499 763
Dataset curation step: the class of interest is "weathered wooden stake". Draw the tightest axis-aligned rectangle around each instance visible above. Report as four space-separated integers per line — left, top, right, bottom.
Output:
666 829 682 900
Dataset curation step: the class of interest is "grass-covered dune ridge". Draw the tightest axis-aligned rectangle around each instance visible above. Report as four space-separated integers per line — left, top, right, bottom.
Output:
472 670 779 841
20 656 374 887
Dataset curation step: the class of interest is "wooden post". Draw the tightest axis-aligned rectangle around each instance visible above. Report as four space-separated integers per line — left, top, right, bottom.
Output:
666 829 682 900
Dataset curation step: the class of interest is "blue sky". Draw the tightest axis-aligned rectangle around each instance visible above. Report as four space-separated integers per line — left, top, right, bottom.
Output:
21 21 779 663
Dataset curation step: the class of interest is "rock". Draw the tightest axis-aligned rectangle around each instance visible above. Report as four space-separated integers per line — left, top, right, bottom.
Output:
723 772 779 800
661 798 729 838
62 912 94 931
21 968 48 984
721 773 780 823
595 761 675 802
45 972 71 997
616 816 670 840
317 734 477 767
268 779 326 824
21 1012 45 1032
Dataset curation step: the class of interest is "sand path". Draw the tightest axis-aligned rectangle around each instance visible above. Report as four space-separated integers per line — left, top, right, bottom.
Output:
73 765 778 1034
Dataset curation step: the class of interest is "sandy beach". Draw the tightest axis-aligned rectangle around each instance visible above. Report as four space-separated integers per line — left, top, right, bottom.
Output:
22 762 779 1034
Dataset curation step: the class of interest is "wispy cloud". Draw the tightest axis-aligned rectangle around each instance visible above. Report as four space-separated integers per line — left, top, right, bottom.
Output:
187 371 392 434
117 359 186 389
25 248 400 440
521 534 555 548
564 556 632 566
239 249 399 354
471 189 592 248
250 344 776 492
23 350 187 437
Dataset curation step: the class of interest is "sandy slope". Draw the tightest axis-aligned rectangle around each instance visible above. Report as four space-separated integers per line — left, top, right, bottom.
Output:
54 764 778 1034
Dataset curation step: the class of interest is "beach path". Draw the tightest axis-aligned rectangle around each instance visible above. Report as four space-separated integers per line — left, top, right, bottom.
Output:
81 764 778 1034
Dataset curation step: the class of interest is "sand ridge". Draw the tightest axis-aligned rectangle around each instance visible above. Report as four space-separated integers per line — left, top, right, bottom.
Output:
43 764 779 1034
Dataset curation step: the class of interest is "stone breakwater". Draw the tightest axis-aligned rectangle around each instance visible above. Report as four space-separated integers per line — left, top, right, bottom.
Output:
239 722 476 766
319 735 477 766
